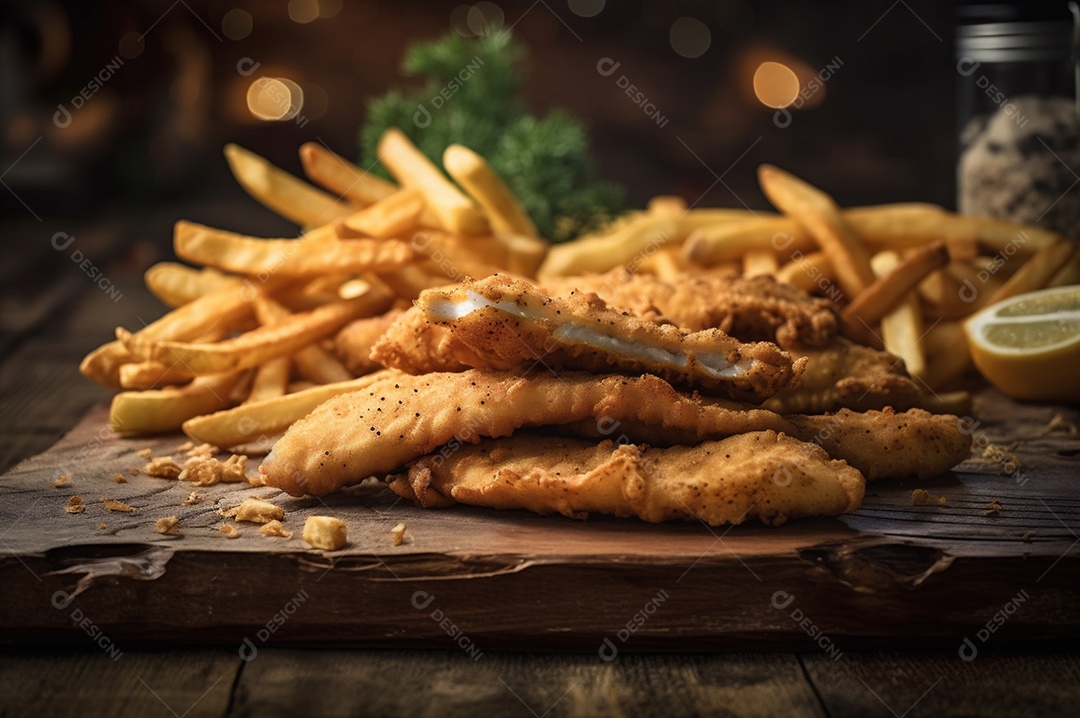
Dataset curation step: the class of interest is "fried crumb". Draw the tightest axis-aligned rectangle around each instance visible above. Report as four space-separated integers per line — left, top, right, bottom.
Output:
1021 530 1037 542
235 497 284 524
218 524 240 539
936 495 948 506
184 442 219 459
258 520 293 539
144 456 182 479
911 489 931 506
102 497 135 513
155 516 180 535
390 522 407 546
177 441 194 452
178 454 247 486
1047 414 1078 434
97 522 107 530
137 447 154 458
182 491 204 506
986 499 1003 514
54 474 70 487
128 467 140 476
65 495 85 514
982 442 1021 475
113 473 127 484
303 516 347 550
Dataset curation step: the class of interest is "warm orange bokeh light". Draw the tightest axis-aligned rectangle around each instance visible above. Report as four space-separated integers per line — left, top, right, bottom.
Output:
753 61 800 109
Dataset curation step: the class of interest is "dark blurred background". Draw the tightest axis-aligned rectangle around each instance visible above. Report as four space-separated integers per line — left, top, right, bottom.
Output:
0 0 957 230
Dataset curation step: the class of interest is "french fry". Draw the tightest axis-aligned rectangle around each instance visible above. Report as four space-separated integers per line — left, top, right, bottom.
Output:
253 294 353 384
538 215 678 277
1048 244 1080 287
377 265 448 299
743 249 778 277
119 292 392 375
443 144 538 237
647 195 688 216
871 250 927 380
145 263 238 308
174 221 415 277
118 362 196 390
987 238 1077 305
182 372 393 448
775 251 834 294
490 233 549 278
410 231 516 280
377 129 489 235
758 164 876 298
298 142 398 207
80 282 255 389
922 330 971 391
683 217 816 267
842 241 950 341
246 356 291 404
637 244 687 281
110 372 243 434
336 188 425 239
224 144 356 227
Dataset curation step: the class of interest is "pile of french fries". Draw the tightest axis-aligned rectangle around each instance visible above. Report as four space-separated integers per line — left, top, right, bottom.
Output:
80 127 1078 451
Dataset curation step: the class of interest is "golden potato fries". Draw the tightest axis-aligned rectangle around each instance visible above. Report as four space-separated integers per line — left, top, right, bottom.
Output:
776 251 833 293
443 143 538 237
759 164 876 298
337 188 425 239
743 249 778 277
119 292 391 375
110 373 243 434
224 144 356 227
377 129 489 236
145 263 238 308
182 372 392 448
246 356 291 404
842 241 949 339
299 141 398 207
684 217 813 267
253 294 353 384
871 250 926 380
118 361 195 390
988 238 1077 305
646 195 688 216
489 233 548 278
174 221 415 277
538 215 677 277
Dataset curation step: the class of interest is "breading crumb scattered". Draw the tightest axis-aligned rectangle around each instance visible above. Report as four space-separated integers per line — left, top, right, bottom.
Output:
235 497 284 524
144 456 182 479
911 489 947 506
936 496 947 506
137 448 154 458
986 499 1003 514
178 454 246 486
113 473 127 484
54 474 70 487
65 495 85 514
177 441 194 452
1047 414 1078 434
981 442 1021 475
390 522 408 546
182 491 204 506
97 522 107 530
258 520 293 539
155 516 180 535
184 442 219 459
219 524 240 539
128 467 140 475
102 497 135 513
303 516 347 550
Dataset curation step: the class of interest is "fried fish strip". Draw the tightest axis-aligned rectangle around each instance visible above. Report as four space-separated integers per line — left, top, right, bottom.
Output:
334 308 406 376
258 370 792 496
390 431 865 526
540 271 839 349
372 275 804 401
763 337 922 414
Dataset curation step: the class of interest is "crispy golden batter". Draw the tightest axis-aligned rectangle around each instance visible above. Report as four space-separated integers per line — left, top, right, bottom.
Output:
390 431 865 526
764 337 922 414
786 408 972 482
541 270 840 348
334 308 406 376
259 370 791 496
371 275 804 401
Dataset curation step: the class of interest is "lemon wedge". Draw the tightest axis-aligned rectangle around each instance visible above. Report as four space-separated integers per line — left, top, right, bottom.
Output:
964 285 1080 403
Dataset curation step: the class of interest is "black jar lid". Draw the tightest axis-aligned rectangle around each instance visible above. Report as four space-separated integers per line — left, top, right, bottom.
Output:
956 2 1075 62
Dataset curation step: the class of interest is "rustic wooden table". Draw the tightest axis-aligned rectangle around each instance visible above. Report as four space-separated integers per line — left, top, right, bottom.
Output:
1 212 1078 717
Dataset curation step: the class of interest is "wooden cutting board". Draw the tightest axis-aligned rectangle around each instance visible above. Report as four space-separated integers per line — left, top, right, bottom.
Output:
1 390 1077 653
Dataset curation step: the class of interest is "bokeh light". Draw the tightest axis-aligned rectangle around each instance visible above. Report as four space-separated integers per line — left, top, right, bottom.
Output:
569 0 606 18
222 9 253 41
670 17 711 59
247 77 304 121
753 61 800 108
288 0 320 24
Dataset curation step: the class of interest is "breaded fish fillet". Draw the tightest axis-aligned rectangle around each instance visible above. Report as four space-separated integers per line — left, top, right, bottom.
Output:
259 370 792 496
763 337 922 414
540 270 840 349
389 431 865 526
259 369 971 496
334 308 406 376
371 275 805 401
